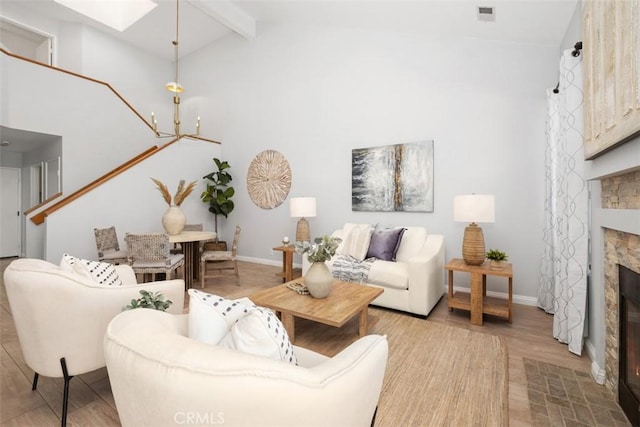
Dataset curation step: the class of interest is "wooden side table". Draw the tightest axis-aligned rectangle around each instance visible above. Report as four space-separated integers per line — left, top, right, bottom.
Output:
445 258 513 325
273 245 296 283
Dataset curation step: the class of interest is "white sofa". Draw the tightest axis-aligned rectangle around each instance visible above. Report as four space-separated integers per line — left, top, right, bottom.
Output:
104 309 389 427
303 224 445 316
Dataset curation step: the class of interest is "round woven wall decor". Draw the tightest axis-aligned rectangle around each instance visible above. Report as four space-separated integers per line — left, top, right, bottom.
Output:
246 150 292 209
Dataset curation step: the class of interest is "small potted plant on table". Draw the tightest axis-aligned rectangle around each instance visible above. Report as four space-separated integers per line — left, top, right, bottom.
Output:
486 249 508 270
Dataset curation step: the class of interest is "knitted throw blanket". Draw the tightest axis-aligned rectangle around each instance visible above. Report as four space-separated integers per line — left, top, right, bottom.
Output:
331 255 373 284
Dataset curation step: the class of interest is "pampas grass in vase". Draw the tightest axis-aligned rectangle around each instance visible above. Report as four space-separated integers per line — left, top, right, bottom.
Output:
152 178 197 235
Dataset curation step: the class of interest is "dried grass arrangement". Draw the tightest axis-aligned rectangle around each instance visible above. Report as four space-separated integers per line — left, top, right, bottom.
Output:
151 178 198 206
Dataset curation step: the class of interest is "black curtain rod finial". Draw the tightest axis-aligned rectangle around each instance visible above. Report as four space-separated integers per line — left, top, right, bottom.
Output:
572 41 583 57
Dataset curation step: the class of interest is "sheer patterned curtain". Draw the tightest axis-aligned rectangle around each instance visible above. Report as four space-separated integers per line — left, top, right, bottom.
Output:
538 49 588 356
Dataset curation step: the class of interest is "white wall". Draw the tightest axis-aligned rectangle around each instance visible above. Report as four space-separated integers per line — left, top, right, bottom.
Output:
1 1 173 134
1 2 180 260
46 139 222 262
3 54 155 196
2 6 565 303
181 23 559 301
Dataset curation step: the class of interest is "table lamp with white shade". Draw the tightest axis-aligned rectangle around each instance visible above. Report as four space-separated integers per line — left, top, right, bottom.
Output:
290 197 316 242
454 194 495 265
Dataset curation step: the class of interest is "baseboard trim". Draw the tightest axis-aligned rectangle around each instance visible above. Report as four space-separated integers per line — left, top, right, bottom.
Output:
238 258 541 307
237 255 281 267
585 340 606 385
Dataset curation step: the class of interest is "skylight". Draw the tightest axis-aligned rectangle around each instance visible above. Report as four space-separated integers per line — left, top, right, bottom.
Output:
53 0 158 32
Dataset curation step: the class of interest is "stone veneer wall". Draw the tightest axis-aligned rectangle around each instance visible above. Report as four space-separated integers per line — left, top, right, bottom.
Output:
601 170 640 209
603 229 640 392
601 169 640 392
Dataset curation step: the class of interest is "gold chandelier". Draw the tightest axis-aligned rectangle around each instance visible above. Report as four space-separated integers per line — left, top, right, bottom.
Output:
151 0 218 144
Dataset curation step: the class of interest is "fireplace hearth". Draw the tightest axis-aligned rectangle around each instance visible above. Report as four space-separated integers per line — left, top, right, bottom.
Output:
619 264 640 426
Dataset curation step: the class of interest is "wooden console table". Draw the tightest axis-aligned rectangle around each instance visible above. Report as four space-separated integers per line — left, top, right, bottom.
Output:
445 258 512 325
273 245 296 282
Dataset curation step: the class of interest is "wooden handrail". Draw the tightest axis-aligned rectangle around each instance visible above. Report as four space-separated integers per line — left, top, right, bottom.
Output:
29 143 181 225
23 192 62 216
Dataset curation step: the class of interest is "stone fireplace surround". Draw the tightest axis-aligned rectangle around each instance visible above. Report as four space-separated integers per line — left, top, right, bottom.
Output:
600 170 640 393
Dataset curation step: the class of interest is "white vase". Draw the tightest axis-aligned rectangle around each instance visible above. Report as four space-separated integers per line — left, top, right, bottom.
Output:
305 262 333 298
490 260 505 270
162 205 186 235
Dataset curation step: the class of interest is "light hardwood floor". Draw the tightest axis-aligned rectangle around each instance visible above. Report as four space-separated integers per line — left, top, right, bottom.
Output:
1 258 593 426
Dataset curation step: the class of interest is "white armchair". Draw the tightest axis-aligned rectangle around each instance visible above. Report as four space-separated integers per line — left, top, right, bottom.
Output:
3 258 185 426
104 309 388 427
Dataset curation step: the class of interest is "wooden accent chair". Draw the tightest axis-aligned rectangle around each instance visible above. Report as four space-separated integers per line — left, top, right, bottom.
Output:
93 226 128 264
200 225 241 288
125 232 184 282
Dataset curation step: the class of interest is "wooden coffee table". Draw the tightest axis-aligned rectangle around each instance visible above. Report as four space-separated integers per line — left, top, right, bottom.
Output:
249 279 383 342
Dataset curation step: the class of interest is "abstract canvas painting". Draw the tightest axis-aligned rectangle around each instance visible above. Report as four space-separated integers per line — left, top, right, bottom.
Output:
352 140 434 212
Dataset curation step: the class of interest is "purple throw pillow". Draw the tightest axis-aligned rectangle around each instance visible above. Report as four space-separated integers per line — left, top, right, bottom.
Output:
366 227 406 261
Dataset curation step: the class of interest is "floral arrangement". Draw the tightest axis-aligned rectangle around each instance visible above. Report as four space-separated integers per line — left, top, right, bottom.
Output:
151 178 197 206
295 235 342 263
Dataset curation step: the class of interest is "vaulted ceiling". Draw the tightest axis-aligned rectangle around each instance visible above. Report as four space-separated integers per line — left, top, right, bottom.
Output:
6 0 580 61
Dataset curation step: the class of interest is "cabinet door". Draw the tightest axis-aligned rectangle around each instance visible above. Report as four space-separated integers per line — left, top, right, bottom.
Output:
583 0 640 159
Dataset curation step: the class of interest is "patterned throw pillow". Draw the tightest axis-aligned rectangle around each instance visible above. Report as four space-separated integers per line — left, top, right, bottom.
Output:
188 290 297 364
60 254 122 286
219 306 297 365
338 223 372 261
187 289 253 345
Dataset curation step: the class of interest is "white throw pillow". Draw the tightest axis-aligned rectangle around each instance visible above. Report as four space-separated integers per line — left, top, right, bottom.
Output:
219 307 297 365
60 254 122 286
188 289 252 345
338 223 372 261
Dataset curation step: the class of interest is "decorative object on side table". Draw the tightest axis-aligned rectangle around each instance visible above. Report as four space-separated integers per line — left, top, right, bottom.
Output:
453 194 495 265
295 235 342 298
290 197 316 242
152 178 198 235
201 158 235 240
125 290 173 311
486 249 508 270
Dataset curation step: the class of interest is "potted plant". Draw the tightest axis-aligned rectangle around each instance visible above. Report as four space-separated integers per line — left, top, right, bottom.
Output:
201 158 235 242
125 290 173 311
295 236 342 298
486 249 508 270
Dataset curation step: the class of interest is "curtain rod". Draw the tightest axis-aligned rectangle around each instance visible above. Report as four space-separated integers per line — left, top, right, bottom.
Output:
553 41 582 94
571 41 583 57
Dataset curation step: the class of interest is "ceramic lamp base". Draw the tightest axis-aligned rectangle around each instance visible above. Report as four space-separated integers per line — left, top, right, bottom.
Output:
462 223 485 265
296 217 310 242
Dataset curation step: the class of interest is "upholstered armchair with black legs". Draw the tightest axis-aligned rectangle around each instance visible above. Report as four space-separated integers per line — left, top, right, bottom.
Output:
3 258 185 427
104 308 388 427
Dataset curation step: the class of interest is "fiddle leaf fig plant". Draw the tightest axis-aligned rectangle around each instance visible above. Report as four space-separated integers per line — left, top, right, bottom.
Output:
125 290 173 311
201 158 235 237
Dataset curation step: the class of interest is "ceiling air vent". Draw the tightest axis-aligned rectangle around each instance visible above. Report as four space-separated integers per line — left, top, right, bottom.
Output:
477 6 495 22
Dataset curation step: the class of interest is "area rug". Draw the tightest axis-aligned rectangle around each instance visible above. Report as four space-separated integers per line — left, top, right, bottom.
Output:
375 321 508 426
523 358 629 426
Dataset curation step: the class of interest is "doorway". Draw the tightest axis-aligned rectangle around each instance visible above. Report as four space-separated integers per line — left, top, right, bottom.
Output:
1 167 21 257
0 18 53 65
